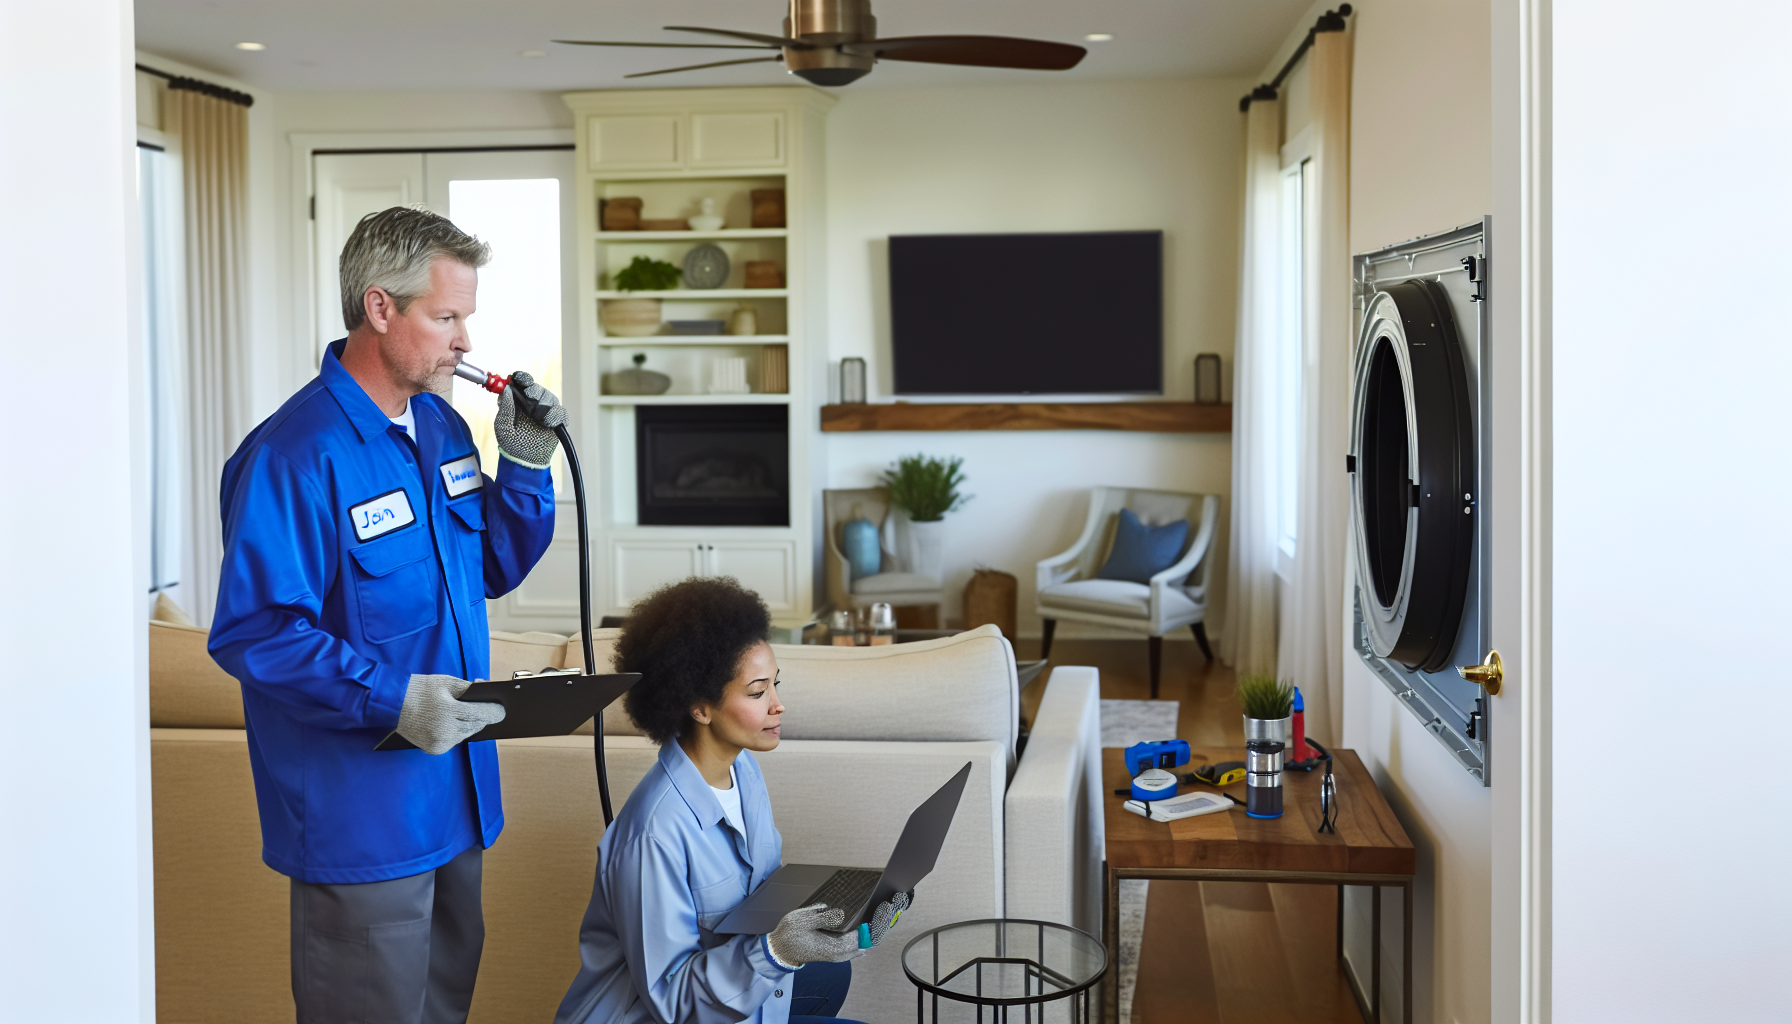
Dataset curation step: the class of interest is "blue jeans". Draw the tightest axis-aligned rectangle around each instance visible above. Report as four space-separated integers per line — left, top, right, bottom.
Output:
790 960 861 1023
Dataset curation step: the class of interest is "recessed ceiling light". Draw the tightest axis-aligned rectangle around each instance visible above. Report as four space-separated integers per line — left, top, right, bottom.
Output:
1084 33 1113 42
520 49 547 58
235 42 266 51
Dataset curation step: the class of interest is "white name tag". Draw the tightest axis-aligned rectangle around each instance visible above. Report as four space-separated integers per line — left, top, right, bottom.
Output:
349 489 417 541
439 454 484 498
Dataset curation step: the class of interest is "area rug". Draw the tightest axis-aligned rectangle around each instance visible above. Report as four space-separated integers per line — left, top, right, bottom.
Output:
1099 700 1178 1022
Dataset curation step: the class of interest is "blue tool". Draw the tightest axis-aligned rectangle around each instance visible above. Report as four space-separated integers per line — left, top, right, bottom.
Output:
1124 739 1190 777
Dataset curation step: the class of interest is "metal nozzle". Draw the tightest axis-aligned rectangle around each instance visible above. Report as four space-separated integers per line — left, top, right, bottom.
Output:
453 361 507 394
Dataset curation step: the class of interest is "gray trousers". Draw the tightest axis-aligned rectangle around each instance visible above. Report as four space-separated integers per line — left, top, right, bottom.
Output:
290 844 485 1024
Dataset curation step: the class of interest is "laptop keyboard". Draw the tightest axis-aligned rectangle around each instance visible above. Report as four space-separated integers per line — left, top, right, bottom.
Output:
808 868 882 922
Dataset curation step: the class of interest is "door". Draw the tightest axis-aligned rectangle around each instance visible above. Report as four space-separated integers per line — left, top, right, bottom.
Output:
312 148 579 632
611 541 703 609
705 541 797 612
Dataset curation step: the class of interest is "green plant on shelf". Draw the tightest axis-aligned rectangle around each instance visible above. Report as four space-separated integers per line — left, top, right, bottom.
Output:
1236 673 1294 720
614 256 682 292
879 454 970 522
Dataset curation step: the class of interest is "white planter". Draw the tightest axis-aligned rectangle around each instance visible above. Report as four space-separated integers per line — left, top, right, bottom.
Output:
902 518 947 582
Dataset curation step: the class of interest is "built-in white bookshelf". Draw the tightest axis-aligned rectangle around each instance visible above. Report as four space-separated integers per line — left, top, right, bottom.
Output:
562 86 836 627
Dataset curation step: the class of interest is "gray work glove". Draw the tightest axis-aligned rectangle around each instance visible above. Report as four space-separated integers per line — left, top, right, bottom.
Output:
493 370 565 469
396 674 506 755
864 890 913 948
765 904 863 969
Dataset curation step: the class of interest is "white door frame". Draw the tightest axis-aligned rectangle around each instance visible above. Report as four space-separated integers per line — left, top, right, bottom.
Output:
1491 0 1551 1020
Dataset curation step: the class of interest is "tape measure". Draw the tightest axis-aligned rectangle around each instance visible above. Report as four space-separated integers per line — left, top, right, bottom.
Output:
1185 761 1246 787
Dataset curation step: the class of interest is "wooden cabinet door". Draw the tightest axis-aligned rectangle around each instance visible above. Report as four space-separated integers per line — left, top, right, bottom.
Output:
610 540 702 609
704 541 797 612
587 115 683 170
689 112 784 168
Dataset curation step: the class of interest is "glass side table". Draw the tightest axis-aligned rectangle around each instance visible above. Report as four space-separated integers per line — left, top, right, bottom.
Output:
901 918 1105 1023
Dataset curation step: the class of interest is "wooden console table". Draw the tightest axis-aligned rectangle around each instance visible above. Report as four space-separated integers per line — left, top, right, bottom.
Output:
819 402 1231 433
1102 746 1415 1023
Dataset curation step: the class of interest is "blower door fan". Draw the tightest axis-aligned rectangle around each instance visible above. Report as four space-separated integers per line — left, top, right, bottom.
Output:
1349 279 1475 672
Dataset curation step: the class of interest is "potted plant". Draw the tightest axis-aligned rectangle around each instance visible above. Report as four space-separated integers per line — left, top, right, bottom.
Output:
602 256 682 337
1236 673 1294 745
879 454 969 582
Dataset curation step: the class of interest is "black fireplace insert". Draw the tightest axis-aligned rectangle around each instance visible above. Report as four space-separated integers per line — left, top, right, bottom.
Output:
635 405 789 526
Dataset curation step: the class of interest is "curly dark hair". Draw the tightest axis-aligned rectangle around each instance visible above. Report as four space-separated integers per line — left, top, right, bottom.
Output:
618 576 772 745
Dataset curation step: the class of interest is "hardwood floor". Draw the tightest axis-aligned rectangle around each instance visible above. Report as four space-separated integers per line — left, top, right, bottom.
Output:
1018 638 1364 1024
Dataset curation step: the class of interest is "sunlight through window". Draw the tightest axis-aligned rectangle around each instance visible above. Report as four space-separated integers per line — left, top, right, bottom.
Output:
446 178 563 481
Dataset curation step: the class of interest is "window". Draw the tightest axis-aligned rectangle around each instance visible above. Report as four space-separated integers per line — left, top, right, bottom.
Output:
139 142 185 596
1273 157 1310 572
443 177 565 481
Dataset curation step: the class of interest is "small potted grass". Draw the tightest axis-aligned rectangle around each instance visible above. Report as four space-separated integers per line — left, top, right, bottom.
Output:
1237 673 1294 746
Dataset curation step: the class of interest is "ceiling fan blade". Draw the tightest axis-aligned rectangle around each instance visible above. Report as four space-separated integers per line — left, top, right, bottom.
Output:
840 35 1086 70
624 56 785 79
664 25 814 50
553 39 777 50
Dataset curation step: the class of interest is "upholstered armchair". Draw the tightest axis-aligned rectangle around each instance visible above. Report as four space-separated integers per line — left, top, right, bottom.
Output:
1034 487 1219 697
823 487 947 617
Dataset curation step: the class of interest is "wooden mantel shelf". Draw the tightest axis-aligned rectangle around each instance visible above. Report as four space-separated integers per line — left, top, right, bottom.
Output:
819 402 1232 433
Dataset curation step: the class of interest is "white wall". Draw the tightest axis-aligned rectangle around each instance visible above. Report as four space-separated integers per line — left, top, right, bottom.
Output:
822 79 1247 633
1549 1 1791 1018
1326 3 1495 1022
0 1 154 1019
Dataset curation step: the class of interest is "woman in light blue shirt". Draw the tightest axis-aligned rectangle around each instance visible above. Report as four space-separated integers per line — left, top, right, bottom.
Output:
554 578 909 1024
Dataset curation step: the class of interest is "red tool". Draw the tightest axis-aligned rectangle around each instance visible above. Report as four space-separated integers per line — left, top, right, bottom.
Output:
453 361 509 394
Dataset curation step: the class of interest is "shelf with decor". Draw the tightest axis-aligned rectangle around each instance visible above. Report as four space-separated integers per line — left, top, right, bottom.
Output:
557 85 836 635
596 288 787 300
597 228 788 241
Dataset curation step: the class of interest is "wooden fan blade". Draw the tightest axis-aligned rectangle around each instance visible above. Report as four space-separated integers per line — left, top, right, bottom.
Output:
839 35 1086 70
624 56 784 79
664 25 814 50
553 39 777 50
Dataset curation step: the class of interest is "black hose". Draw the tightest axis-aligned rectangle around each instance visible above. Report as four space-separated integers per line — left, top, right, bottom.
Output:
553 423 614 827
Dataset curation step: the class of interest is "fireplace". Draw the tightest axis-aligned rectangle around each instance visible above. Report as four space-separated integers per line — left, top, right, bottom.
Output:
635 405 789 526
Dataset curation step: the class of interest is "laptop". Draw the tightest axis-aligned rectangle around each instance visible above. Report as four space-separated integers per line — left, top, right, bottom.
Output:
715 761 973 935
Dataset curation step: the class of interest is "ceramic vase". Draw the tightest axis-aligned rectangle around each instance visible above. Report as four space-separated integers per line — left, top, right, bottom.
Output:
600 298 662 337
842 517 880 581
903 518 947 582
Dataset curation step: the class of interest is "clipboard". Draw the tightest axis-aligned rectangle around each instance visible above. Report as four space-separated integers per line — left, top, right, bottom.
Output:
375 672 640 751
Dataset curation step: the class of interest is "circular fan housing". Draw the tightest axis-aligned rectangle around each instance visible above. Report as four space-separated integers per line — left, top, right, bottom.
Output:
1349 279 1476 672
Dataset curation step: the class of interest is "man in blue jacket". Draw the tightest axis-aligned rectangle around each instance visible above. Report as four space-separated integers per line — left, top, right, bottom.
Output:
210 206 560 1024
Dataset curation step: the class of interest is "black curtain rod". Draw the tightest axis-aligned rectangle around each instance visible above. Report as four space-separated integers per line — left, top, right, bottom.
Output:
1238 4 1351 112
136 63 254 108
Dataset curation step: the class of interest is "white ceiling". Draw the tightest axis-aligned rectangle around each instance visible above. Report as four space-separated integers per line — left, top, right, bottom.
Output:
134 1 1312 93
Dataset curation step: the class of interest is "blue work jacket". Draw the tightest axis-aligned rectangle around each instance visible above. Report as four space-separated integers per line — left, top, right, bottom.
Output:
210 340 555 884
555 742 795 1024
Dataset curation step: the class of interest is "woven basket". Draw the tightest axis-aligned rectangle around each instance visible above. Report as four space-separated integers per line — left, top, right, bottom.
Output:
963 569 1017 640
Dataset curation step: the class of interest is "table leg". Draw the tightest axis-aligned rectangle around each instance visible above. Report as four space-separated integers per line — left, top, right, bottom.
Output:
1336 884 1345 961
1371 885 1382 1023
1103 863 1119 1024
1403 881 1413 1024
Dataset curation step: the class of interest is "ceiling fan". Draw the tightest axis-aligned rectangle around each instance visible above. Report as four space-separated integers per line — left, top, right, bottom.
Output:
554 0 1086 87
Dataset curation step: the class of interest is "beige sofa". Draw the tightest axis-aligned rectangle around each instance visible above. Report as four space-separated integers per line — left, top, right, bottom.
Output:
149 621 1102 1024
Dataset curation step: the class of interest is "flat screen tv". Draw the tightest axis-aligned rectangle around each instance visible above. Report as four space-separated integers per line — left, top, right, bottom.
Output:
889 231 1162 395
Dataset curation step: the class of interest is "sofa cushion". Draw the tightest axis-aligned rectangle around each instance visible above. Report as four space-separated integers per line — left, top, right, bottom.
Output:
488 629 571 682
1038 579 1198 620
771 625 1018 755
149 621 245 728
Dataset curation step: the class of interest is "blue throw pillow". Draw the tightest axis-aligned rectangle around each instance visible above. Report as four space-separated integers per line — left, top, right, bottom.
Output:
1095 508 1189 584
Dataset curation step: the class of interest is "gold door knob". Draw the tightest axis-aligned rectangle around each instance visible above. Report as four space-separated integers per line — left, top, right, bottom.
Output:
1457 650 1503 696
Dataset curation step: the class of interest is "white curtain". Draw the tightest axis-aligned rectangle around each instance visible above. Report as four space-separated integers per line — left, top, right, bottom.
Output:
167 84 251 628
1276 27 1353 746
1221 93 1282 678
